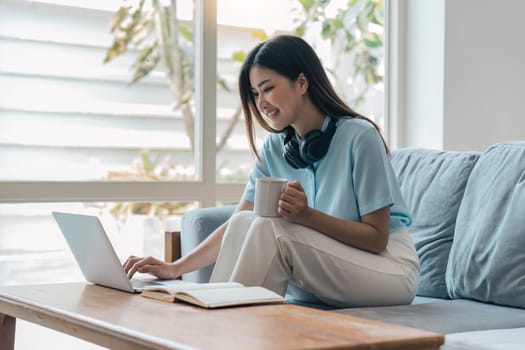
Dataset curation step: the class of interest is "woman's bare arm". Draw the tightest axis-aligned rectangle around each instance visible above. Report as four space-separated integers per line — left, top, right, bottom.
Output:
124 200 254 279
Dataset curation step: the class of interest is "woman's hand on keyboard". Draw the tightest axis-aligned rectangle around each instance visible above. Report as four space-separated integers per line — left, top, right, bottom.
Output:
123 255 180 280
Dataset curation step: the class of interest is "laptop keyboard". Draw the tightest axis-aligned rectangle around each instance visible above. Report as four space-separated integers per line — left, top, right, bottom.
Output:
131 279 162 288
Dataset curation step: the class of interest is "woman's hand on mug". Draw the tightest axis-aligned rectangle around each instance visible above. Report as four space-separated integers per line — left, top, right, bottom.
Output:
279 180 309 222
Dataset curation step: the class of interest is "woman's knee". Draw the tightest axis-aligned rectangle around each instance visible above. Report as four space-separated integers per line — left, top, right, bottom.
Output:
226 213 284 247
223 210 257 241
228 210 257 227
248 216 282 236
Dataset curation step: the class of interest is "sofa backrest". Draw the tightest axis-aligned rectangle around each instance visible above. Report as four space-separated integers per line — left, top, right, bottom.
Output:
446 141 525 308
391 148 480 298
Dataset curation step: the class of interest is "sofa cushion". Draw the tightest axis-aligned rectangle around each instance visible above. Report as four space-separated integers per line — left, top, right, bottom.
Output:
335 299 525 334
446 142 525 308
391 149 480 298
442 327 525 350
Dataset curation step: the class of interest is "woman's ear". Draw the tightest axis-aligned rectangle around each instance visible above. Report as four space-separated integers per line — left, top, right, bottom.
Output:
297 73 308 94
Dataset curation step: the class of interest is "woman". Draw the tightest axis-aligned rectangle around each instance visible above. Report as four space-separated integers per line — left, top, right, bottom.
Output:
124 35 419 308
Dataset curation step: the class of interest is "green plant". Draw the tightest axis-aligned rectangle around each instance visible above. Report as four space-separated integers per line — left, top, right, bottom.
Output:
104 0 384 148
104 0 242 152
103 0 244 219
104 149 195 219
293 0 384 106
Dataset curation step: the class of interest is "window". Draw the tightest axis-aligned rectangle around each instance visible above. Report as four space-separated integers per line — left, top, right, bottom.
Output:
0 0 385 286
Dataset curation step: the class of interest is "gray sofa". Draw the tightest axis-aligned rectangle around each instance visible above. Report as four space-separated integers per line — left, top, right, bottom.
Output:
178 141 525 349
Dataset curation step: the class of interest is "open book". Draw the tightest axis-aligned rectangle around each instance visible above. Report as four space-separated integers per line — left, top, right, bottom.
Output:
141 281 287 309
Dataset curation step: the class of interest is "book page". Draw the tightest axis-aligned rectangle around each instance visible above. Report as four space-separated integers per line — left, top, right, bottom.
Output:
174 286 287 308
142 281 244 296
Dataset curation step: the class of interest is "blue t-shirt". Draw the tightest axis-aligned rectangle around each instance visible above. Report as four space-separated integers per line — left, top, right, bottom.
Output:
242 117 412 232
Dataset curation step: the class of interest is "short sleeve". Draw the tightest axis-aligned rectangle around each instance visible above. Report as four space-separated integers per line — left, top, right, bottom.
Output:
352 127 394 216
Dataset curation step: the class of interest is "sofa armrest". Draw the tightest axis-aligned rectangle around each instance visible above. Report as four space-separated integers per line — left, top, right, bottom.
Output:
163 207 234 281
164 230 181 263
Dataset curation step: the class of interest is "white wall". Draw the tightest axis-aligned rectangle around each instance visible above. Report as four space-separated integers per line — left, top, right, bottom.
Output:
443 0 525 151
400 0 525 151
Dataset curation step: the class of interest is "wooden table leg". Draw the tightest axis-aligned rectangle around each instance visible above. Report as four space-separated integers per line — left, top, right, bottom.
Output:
0 313 16 350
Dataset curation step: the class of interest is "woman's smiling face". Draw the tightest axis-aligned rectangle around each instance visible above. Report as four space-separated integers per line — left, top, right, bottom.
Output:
249 65 306 131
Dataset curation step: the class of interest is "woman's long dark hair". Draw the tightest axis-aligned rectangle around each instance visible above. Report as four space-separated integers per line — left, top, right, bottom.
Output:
238 34 388 159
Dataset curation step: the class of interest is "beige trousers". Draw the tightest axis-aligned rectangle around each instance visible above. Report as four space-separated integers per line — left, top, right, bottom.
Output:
210 210 420 308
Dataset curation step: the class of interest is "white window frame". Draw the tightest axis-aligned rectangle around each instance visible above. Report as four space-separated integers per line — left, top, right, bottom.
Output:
1 0 394 207
385 0 406 150
0 0 245 208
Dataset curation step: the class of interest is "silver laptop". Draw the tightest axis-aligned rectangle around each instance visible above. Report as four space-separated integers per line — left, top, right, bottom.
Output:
52 211 164 293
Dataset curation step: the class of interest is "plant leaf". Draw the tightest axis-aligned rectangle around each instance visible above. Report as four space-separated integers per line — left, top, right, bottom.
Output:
109 6 131 33
363 32 382 48
252 30 268 41
179 26 193 42
103 38 128 63
231 50 246 62
130 43 160 84
299 0 315 12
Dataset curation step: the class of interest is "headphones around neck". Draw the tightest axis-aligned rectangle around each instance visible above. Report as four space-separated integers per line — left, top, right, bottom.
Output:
283 117 337 169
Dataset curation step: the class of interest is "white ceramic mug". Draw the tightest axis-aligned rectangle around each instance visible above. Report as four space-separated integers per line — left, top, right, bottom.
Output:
254 177 288 217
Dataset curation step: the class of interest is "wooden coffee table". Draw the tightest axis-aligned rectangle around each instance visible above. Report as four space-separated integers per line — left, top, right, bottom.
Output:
0 282 443 349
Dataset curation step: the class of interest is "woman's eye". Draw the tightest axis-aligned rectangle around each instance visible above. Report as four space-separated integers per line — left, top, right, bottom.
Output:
263 86 273 93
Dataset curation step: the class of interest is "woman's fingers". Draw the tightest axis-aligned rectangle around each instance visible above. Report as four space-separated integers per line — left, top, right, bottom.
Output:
287 180 304 191
278 181 308 220
126 257 144 279
281 181 306 205
123 255 140 273
125 256 162 279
